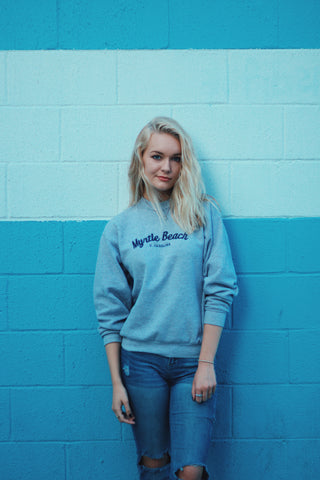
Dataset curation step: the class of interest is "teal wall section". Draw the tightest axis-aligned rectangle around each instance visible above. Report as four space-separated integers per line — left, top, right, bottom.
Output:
1 219 320 479
1 0 320 49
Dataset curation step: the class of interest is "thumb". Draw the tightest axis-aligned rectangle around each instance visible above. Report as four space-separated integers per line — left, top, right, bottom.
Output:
191 379 196 401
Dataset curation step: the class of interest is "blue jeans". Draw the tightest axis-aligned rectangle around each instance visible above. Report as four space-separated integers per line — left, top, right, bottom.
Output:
120 347 217 480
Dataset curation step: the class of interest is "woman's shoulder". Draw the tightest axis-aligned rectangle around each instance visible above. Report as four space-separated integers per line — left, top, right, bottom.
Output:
101 204 139 237
103 206 135 235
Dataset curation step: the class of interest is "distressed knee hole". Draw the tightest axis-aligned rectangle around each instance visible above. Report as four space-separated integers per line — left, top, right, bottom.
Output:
140 452 170 469
176 464 205 480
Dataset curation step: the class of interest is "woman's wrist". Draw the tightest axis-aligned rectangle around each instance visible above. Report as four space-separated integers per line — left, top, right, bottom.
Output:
112 378 124 388
198 359 214 365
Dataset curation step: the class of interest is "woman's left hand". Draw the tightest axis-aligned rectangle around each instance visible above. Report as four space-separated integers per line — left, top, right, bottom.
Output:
192 363 217 403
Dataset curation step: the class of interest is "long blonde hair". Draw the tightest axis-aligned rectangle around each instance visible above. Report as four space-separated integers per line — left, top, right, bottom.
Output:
128 117 207 234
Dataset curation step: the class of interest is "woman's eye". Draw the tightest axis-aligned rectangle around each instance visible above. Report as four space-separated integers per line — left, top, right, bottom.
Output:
152 155 161 160
172 156 181 163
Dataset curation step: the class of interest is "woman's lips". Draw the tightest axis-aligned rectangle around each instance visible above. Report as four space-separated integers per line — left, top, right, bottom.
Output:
157 176 170 182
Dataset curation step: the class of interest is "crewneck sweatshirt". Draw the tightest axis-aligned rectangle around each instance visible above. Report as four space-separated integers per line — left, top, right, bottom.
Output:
94 198 238 358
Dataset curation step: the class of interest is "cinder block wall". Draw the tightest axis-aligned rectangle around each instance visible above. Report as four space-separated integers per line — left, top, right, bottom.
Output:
1 2 320 479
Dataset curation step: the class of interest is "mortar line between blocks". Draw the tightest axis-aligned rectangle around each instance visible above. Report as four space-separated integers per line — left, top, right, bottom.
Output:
62 334 66 386
282 106 285 159
4 162 8 218
9 388 12 441
230 385 234 439
288 329 292 385
228 160 232 214
4 51 8 104
3 102 320 108
58 108 62 161
276 0 280 48
117 162 120 213
231 302 234 330
284 219 289 273
2 438 319 445
226 50 230 104
3 382 320 390
5 275 8 329
167 0 171 48
115 51 119 104
61 223 66 274
64 442 68 480
56 0 60 49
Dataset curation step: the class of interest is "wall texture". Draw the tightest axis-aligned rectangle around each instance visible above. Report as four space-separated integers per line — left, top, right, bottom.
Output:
0 1 320 480
1 0 320 49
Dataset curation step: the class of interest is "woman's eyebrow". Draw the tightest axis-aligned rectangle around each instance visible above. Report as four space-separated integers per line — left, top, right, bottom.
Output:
150 150 181 156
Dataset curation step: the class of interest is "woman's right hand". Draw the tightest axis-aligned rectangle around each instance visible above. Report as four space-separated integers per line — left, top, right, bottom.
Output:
112 382 135 424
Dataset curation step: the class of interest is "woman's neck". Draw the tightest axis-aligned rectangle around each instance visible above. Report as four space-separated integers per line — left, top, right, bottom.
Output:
143 190 172 202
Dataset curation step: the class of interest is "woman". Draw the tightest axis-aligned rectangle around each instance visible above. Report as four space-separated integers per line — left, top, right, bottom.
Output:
94 117 238 480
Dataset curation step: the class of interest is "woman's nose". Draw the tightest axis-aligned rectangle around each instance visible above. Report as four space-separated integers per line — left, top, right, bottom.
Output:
161 158 171 172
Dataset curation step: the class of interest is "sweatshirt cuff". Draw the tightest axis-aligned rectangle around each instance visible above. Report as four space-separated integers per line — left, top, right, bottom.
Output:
204 310 226 328
103 333 122 345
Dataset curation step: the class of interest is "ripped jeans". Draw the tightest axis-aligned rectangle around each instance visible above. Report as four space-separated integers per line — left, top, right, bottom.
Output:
120 347 217 480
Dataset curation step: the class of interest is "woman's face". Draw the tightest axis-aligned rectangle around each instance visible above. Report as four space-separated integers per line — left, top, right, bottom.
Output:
142 132 182 200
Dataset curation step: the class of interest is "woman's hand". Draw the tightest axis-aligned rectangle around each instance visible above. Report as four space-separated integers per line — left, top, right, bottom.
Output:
112 382 135 424
192 363 217 403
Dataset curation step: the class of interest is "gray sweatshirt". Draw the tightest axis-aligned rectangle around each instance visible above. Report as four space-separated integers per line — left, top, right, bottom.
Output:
94 198 238 358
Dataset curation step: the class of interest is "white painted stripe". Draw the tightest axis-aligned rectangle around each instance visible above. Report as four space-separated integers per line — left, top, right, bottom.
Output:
0 50 319 220
0 163 6 217
7 51 117 106
7 163 119 219
0 52 6 104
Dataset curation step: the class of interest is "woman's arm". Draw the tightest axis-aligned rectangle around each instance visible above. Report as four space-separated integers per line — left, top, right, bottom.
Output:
193 202 238 403
94 223 132 346
94 226 135 422
105 342 135 424
192 324 222 403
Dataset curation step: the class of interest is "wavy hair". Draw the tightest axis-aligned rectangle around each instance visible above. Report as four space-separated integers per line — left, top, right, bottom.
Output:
128 117 208 234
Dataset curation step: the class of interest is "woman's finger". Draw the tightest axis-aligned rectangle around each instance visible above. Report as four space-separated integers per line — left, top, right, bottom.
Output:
195 390 203 403
123 400 134 419
191 379 198 401
115 410 134 424
113 410 122 422
121 398 135 424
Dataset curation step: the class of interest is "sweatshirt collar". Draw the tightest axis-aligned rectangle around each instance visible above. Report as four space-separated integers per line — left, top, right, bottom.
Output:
139 197 171 214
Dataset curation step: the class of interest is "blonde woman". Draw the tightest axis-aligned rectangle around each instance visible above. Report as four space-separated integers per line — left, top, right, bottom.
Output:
94 117 238 480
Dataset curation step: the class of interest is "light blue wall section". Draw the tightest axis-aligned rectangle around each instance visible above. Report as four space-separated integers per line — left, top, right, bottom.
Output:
0 219 320 479
1 0 320 49
1 50 320 220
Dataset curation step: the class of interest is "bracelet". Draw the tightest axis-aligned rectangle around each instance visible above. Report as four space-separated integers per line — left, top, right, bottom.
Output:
198 359 214 364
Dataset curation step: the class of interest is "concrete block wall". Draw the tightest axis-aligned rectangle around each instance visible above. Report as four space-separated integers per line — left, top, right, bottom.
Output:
1 0 320 49
1 1 320 479
1 219 320 479
1 50 320 220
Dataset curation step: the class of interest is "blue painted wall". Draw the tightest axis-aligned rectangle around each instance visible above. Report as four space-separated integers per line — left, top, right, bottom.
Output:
1 0 320 49
1 219 320 479
1 0 320 478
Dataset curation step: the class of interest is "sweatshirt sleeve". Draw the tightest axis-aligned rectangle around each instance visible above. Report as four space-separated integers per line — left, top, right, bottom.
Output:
202 202 238 328
93 221 132 345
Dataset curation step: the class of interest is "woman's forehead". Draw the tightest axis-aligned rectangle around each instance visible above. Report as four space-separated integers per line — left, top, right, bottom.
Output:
146 132 181 153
